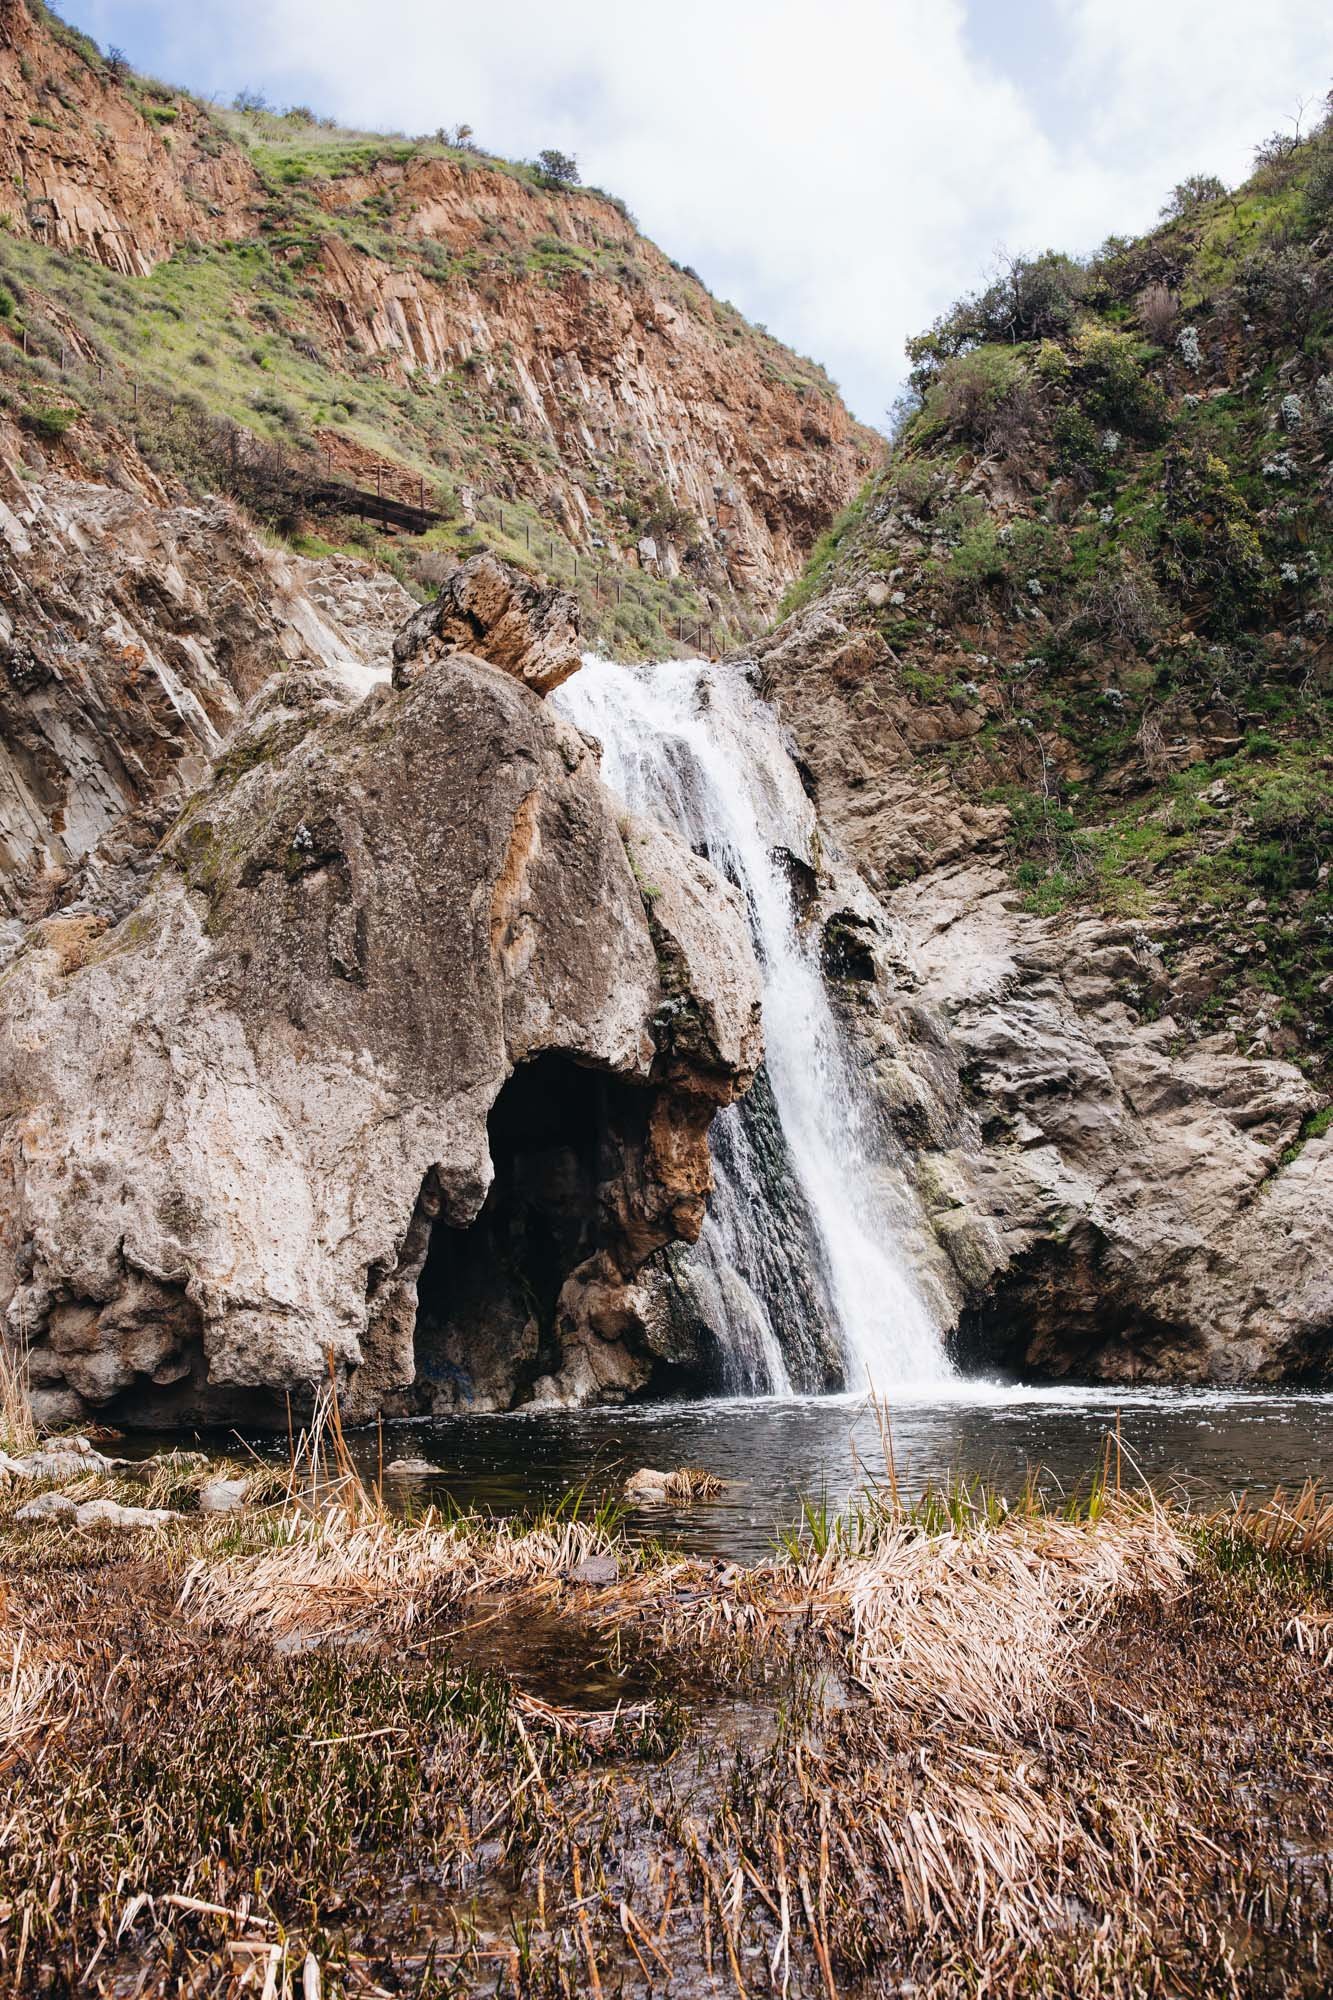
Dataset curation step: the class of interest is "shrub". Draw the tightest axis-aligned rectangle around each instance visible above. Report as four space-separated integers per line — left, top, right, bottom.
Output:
1246 772 1333 893
1305 137 1333 222
925 345 1037 455
1050 406 1101 482
1072 323 1168 439
1237 245 1325 336
1065 555 1165 649
1137 282 1179 343
946 509 1055 612
20 402 77 442
1158 446 1267 625
1252 130 1302 183
1159 174 1227 221
535 148 578 188
905 251 1087 387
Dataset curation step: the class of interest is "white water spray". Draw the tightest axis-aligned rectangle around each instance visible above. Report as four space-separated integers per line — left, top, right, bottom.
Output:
556 655 948 1396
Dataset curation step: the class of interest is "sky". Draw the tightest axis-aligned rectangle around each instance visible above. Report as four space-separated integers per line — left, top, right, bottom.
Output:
72 0 1332 428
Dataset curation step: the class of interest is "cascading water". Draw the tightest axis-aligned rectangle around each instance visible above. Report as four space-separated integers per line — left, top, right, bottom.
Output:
555 654 949 1397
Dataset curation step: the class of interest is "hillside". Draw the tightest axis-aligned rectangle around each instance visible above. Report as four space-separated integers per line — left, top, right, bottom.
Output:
0 0 876 653
765 117 1333 1096
750 119 1333 1382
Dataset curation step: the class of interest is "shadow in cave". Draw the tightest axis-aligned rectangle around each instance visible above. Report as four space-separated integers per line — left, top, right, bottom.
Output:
411 1052 641 1411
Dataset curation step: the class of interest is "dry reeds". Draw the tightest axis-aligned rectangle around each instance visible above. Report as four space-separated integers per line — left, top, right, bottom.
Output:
180 1492 629 1649
1222 1478 1333 1567
0 1334 35 1458
1 1426 1330 2000
0 1627 67 1764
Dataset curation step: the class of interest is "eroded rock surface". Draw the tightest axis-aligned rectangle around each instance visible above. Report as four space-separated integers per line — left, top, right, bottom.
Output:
0 571 762 1427
392 553 581 696
0 0 259 274
0 450 413 923
756 597 1333 1384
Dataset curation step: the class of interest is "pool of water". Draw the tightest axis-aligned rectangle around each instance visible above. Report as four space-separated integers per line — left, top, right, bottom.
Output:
322 1383 1333 1562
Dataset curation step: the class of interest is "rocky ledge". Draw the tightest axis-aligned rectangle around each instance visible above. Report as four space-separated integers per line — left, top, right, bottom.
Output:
0 555 762 1428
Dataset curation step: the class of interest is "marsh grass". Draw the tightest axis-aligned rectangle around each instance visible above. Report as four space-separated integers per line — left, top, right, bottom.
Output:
0 1333 35 1457
1 1449 1329 1997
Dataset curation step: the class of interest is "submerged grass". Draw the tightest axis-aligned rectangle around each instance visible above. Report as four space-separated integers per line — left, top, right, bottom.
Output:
1 1420 1330 1997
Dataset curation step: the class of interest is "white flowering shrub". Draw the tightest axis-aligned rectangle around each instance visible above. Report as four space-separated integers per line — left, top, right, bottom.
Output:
1178 326 1202 369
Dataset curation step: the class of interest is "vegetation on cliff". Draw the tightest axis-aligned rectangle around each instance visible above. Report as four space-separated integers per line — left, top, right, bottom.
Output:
0 1 874 656
778 108 1333 1088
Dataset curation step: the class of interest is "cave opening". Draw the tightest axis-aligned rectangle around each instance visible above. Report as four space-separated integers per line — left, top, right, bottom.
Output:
411 1052 642 1411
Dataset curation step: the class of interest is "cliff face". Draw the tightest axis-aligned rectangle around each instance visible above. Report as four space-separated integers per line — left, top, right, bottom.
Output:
0 3 876 643
0 431 412 919
305 169 868 608
0 0 258 272
755 128 1333 1384
1 548 762 1430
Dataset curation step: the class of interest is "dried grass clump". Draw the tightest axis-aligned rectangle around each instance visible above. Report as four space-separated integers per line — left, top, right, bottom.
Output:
623 1464 725 1502
0 1627 68 1764
1222 1478 1333 1567
628 1496 1190 1734
181 1501 629 1649
0 1336 35 1458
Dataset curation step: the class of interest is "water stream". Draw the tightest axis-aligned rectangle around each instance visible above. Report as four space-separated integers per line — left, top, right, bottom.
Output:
555 654 946 1399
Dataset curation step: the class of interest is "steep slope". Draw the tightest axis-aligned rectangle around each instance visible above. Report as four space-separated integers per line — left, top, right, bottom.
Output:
756 122 1333 1383
0 0 876 653
0 0 259 269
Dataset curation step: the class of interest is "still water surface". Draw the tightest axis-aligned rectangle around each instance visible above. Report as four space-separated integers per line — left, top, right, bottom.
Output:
329 1385 1333 1562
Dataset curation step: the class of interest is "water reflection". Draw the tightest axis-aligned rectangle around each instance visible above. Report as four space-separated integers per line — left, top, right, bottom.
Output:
335 1385 1333 1563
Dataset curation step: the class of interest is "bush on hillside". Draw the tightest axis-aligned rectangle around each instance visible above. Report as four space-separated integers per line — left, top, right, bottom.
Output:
925 345 1038 455
1159 174 1227 221
1137 281 1179 343
1252 130 1303 184
1159 446 1267 626
1072 324 1168 439
906 251 1088 387
1304 133 1333 222
1237 244 1326 334
1064 553 1165 649
536 148 578 187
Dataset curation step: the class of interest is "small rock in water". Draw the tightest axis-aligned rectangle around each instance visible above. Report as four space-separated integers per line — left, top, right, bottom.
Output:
74 1498 177 1531
568 1553 619 1588
198 1476 250 1514
16 1490 77 1523
384 1457 436 1478
623 1466 725 1504
623 1467 671 1502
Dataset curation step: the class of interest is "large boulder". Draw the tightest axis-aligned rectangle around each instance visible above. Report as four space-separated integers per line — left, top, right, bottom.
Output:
0 630 761 1426
392 552 582 696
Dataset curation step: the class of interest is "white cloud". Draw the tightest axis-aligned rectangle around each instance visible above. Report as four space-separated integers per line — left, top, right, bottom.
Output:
80 0 1332 424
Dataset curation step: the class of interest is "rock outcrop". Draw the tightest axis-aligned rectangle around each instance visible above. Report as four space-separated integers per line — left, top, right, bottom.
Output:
0 0 259 273
753 542 1333 1386
391 553 581 697
0 2 876 624
0 550 762 1428
0 441 414 924
303 183 877 610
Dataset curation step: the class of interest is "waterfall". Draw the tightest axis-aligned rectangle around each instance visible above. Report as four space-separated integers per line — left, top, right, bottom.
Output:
555 654 949 1398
